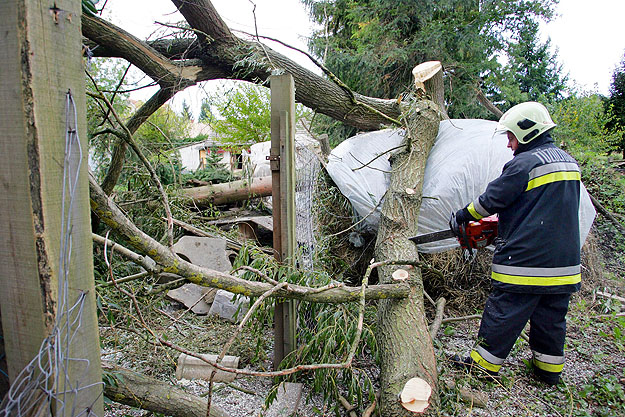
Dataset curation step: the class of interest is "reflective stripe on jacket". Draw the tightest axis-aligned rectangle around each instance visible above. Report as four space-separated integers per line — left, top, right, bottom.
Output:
463 133 581 294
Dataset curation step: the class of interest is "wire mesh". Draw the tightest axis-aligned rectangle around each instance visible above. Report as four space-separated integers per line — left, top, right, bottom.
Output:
294 145 321 271
0 92 103 417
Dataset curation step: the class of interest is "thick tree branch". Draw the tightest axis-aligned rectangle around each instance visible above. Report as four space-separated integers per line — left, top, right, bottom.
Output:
81 7 402 132
102 364 228 417
89 175 410 303
475 87 503 118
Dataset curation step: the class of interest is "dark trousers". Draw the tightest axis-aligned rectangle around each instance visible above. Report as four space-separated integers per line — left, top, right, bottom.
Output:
474 289 571 379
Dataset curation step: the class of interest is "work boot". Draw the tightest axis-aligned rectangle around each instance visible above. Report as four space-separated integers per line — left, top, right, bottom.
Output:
449 355 499 382
530 363 560 386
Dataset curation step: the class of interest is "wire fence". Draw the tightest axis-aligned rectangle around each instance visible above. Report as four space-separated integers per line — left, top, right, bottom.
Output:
295 144 321 272
0 92 103 417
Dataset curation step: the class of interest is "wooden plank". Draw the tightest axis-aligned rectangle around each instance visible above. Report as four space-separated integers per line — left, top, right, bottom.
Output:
0 1 102 414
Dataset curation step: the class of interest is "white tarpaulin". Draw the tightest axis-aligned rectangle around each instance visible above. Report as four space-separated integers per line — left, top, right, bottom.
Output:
327 119 596 253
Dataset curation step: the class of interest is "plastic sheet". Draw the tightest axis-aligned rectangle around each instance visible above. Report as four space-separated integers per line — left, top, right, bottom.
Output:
327 119 596 253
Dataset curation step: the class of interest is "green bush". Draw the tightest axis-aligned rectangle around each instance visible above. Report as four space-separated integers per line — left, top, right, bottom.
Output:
549 92 615 155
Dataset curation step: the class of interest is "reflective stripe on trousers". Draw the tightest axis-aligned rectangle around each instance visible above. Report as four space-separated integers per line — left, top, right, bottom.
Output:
491 263 581 286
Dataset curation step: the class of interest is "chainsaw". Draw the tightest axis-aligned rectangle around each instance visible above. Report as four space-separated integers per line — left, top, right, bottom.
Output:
409 215 498 251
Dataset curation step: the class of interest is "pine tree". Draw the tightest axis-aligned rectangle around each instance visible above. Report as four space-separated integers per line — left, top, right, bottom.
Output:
303 0 562 125
604 53 625 158
489 19 568 108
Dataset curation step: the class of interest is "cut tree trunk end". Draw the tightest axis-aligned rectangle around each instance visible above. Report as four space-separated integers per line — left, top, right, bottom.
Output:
412 61 448 119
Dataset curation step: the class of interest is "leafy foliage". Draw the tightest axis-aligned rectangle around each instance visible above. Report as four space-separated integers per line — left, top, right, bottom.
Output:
550 93 614 155
489 19 568 107
82 0 99 16
232 241 378 415
603 52 625 157
181 147 234 185
87 57 195 188
200 81 311 146
86 58 133 181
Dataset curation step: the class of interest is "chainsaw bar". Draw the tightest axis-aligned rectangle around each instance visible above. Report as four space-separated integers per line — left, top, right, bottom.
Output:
409 229 456 245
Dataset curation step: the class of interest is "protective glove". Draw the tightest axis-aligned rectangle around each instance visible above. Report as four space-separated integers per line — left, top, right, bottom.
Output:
449 208 471 237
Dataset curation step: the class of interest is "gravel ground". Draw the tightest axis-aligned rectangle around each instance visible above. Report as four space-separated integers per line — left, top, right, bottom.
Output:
436 295 625 417
102 262 624 417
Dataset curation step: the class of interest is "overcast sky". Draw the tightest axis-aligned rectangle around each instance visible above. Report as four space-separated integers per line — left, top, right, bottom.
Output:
101 0 625 116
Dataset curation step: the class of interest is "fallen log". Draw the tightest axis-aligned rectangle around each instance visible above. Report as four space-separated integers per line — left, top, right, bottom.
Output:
102 364 228 417
181 176 272 207
589 193 625 237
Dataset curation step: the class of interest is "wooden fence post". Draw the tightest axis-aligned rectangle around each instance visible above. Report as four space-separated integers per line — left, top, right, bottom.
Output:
0 1 103 414
270 74 297 369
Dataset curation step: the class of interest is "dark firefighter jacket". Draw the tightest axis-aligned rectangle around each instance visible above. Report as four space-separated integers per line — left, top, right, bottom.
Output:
460 132 581 294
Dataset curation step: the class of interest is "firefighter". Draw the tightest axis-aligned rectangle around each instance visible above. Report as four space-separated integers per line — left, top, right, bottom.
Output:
451 101 581 385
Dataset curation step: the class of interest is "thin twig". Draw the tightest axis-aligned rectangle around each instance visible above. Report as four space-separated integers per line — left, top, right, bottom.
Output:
233 29 402 127
147 277 187 295
338 395 357 417
423 290 436 308
351 145 405 171
93 233 160 274
97 270 150 288
429 297 446 338
97 64 131 127
589 193 625 237
362 393 378 417
85 76 175 248
326 192 387 238
441 314 481 324
247 0 274 69
206 282 288 415
232 265 278 285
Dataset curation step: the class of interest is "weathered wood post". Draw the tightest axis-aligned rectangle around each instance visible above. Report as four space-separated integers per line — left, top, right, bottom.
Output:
270 74 297 368
0 0 103 415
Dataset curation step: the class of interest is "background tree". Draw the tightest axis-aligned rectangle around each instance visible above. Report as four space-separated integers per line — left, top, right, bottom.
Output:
200 82 311 147
302 0 562 140
181 99 194 121
87 58 132 181
87 59 192 188
604 53 625 158
489 19 568 108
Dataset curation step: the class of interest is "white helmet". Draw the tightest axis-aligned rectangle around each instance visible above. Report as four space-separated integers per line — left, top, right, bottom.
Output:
496 102 556 144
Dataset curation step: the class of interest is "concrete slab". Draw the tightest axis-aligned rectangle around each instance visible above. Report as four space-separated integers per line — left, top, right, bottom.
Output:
175 353 239 383
172 236 232 272
167 236 232 314
166 284 217 315
208 289 250 323
265 382 303 417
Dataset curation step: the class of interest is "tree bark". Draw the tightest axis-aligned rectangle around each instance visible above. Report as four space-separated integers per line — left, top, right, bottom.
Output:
374 99 442 416
103 364 228 417
181 176 272 206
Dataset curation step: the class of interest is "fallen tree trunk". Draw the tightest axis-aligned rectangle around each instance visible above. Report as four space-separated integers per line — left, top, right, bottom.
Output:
83 4 401 195
374 62 444 416
375 100 441 416
102 364 228 417
182 176 272 207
